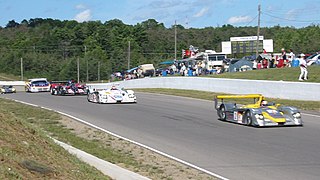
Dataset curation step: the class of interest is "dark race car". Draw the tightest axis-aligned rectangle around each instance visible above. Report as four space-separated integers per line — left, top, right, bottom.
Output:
51 81 87 96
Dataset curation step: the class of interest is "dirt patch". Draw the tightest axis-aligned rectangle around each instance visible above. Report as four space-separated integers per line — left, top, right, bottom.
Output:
59 116 216 180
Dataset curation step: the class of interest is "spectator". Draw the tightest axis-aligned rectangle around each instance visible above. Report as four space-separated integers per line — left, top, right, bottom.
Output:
263 49 267 54
281 48 287 67
298 53 308 81
269 54 275 68
201 61 206 75
252 60 257 70
262 58 268 68
180 63 186 76
288 49 295 67
171 64 177 73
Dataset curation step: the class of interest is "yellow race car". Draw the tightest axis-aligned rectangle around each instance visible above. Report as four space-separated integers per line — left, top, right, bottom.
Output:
214 94 303 127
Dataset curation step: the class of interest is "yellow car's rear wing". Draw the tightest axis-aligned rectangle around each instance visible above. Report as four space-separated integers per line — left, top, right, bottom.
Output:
215 94 263 99
214 94 264 109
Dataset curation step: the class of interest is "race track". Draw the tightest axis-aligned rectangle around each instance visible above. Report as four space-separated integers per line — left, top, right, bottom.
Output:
3 92 320 180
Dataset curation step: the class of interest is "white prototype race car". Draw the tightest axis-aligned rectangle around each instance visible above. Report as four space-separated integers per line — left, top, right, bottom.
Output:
87 84 136 104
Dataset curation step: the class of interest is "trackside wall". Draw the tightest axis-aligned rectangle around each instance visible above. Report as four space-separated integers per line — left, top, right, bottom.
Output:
0 81 25 92
3 78 319 101
88 77 320 101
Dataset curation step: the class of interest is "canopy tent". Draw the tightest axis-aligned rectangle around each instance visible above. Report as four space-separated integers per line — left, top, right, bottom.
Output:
257 53 272 60
159 60 175 65
126 67 138 73
229 59 253 72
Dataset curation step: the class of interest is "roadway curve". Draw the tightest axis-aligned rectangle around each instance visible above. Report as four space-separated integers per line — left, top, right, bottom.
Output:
3 92 320 180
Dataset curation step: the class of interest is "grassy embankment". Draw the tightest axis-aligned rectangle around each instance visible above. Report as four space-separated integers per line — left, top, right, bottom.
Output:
0 73 24 81
208 66 320 82
0 99 110 179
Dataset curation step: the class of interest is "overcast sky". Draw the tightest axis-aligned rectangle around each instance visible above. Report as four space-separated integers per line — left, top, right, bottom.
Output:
1 0 319 28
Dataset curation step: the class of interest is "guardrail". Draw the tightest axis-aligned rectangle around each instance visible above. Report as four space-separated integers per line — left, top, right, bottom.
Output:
2 78 319 101
0 81 25 92
88 77 320 101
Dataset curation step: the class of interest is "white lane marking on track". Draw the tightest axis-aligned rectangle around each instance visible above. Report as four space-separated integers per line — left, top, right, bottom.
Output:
303 113 320 118
12 99 229 180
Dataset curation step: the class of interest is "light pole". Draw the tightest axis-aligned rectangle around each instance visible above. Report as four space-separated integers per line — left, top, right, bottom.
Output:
256 4 261 58
85 45 88 82
98 61 100 82
20 57 23 81
174 20 177 61
128 41 131 70
77 57 80 83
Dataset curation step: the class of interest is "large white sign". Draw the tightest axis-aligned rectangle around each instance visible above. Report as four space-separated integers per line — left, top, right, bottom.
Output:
230 36 264 42
263 39 274 53
221 41 232 54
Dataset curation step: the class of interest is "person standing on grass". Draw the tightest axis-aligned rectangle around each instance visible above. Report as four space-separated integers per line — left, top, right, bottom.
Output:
281 48 287 67
298 53 308 81
288 49 295 67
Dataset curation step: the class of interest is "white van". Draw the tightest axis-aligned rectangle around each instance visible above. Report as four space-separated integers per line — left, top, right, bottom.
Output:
138 64 155 77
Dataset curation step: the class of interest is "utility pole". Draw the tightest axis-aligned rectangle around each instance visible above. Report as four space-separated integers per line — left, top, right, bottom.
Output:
98 61 100 82
85 45 88 82
128 41 131 70
20 57 23 81
174 20 177 61
256 4 261 59
77 57 80 83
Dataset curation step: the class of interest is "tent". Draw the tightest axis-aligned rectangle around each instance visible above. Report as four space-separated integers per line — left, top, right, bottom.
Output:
229 59 253 72
257 53 272 61
159 60 175 65
126 67 138 73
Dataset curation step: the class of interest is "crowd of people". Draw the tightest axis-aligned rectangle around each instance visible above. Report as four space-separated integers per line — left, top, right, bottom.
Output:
110 48 316 82
253 48 316 80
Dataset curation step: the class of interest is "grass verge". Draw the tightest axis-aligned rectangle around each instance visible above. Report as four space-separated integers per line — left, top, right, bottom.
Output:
0 99 109 179
0 73 24 81
208 66 320 83
134 88 320 112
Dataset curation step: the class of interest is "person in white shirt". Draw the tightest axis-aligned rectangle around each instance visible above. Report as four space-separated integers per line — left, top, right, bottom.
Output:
288 49 295 67
298 53 308 81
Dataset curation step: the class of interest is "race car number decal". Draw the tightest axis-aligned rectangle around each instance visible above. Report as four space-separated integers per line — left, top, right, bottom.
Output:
234 112 237 120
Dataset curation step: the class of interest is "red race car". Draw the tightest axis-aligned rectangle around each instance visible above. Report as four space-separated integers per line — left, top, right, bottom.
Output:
50 80 87 96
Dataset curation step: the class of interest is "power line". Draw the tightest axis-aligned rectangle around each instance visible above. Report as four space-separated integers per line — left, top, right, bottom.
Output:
263 11 320 23
245 14 258 26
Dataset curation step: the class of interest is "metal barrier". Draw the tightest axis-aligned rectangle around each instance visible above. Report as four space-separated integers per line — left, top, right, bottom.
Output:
3 78 319 101
89 77 320 101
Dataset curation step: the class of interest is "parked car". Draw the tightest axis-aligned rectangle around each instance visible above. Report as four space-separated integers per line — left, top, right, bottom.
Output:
139 64 155 77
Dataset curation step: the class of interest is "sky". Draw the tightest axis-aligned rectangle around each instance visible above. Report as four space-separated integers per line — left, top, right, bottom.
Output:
0 0 320 28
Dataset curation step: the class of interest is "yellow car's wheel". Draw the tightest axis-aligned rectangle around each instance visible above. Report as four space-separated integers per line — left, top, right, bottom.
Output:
244 110 252 126
218 104 227 121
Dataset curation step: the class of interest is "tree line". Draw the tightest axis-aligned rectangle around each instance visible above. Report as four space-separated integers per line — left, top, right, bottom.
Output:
0 18 319 81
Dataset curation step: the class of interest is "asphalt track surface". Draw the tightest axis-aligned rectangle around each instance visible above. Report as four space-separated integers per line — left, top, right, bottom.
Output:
3 92 320 180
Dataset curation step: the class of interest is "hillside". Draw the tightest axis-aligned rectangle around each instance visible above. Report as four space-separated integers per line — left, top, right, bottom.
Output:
1 18 319 81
